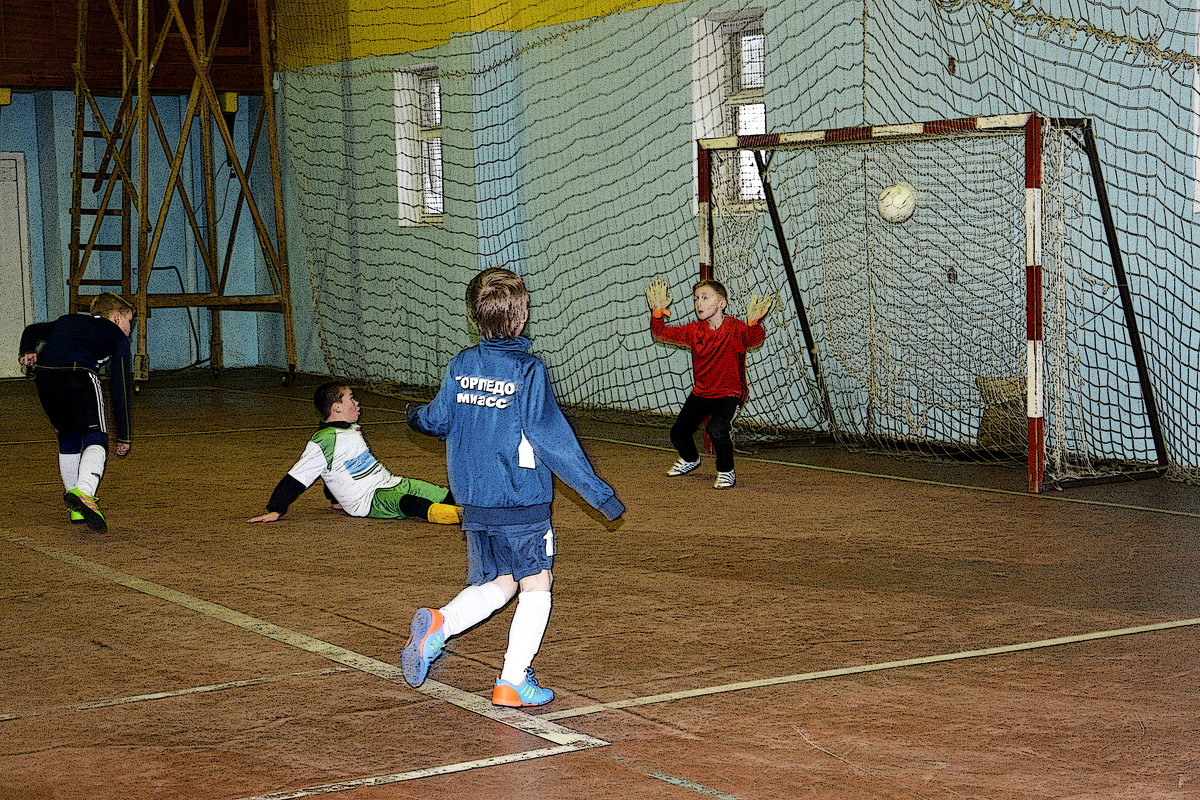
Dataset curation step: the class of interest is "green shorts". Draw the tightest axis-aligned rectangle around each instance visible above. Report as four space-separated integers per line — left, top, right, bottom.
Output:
367 478 450 519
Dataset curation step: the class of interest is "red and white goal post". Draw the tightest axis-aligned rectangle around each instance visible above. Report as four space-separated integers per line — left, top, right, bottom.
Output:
697 112 1167 492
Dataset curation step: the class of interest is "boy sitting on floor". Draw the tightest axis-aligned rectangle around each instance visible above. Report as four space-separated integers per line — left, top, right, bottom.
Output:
249 381 460 525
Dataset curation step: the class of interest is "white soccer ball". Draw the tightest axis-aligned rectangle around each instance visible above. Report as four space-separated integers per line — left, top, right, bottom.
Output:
878 182 916 224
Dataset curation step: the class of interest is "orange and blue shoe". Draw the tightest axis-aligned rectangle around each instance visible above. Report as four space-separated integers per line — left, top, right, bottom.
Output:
64 489 106 533
401 608 445 688
492 667 554 707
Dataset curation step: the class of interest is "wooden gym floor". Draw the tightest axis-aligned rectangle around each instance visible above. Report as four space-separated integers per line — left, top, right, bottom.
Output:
1 369 1198 799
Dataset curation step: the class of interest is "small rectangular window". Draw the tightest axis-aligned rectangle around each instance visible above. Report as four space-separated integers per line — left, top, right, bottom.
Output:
419 73 441 128
737 102 766 201
421 139 443 216
395 66 443 225
728 19 766 203
691 9 766 210
418 72 443 219
735 32 765 92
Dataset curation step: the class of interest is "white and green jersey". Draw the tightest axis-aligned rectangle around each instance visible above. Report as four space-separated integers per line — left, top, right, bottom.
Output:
286 422 402 517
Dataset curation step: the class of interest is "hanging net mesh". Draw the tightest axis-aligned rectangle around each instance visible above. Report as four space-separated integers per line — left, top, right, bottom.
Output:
271 0 1200 485
705 119 1161 489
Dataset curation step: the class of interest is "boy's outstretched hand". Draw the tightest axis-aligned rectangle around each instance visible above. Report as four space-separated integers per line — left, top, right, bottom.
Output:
747 292 774 325
645 279 672 318
248 511 282 523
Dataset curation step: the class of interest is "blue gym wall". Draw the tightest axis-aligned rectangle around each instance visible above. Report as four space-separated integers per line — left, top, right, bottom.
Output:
0 89 291 373
4 1 1199 472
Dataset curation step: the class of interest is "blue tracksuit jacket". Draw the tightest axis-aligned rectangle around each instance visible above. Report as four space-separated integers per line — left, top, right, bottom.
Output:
407 336 624 526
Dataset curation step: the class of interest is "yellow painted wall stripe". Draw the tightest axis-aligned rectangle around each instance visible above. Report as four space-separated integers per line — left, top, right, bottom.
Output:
276 0 679 71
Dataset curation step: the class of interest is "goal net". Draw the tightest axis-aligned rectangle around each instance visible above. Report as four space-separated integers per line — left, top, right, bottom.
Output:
700 114 1166 492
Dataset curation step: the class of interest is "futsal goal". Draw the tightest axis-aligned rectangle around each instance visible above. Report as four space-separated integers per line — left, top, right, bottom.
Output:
698 113 1167 492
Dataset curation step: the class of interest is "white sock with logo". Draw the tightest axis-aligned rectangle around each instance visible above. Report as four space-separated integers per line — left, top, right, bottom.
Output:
75 445 107 497
500 590 551 686
440 581 509 638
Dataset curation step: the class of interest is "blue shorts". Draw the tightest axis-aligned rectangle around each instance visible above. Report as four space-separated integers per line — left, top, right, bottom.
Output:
464 519 555 585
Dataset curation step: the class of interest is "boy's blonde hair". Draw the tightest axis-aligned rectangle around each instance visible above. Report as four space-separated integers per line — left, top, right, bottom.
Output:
90 292 134 319
467 268 529 340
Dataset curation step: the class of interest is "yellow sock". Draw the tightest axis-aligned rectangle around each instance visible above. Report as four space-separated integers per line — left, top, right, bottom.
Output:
427 503 461 525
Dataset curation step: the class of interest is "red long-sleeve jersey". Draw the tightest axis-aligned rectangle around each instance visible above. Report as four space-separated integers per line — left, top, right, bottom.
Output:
651 314 765 401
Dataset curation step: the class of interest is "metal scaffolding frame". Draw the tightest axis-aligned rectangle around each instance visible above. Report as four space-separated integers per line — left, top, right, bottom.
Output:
70 0 296 384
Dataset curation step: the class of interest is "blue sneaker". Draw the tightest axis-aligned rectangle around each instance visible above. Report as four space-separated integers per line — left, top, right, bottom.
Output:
401 608 445 687
492 667 554 707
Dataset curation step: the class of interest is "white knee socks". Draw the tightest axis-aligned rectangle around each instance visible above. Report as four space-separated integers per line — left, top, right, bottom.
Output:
440 581 509 638
75 445 107 497
58 452 81 492
437 585 553 685
500 590 551 686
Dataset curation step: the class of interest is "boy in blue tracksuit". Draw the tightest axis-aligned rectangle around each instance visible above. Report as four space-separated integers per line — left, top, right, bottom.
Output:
403 267 624 707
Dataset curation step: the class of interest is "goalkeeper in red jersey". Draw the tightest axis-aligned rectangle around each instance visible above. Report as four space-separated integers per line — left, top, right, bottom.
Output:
646 278 772 489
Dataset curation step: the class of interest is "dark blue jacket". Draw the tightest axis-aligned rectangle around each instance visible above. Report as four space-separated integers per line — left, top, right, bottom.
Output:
408 336 623 526
20 314 133 443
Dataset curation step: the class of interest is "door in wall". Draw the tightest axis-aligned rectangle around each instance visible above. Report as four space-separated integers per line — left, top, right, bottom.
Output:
0 152 35 379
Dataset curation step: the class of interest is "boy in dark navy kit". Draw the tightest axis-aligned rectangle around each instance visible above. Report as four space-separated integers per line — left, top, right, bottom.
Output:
18 292 135 532
403 267 624 707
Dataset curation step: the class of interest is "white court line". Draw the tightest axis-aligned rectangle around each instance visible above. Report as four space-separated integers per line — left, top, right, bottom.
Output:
0 667 350 721
582 436 1200 520
607 754 746 800
13 532 1197 791
243 741 608 800
543 616 1200 721
5 535 608 794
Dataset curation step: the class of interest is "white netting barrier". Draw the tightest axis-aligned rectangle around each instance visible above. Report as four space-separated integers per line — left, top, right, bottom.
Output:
273 1 1200 485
